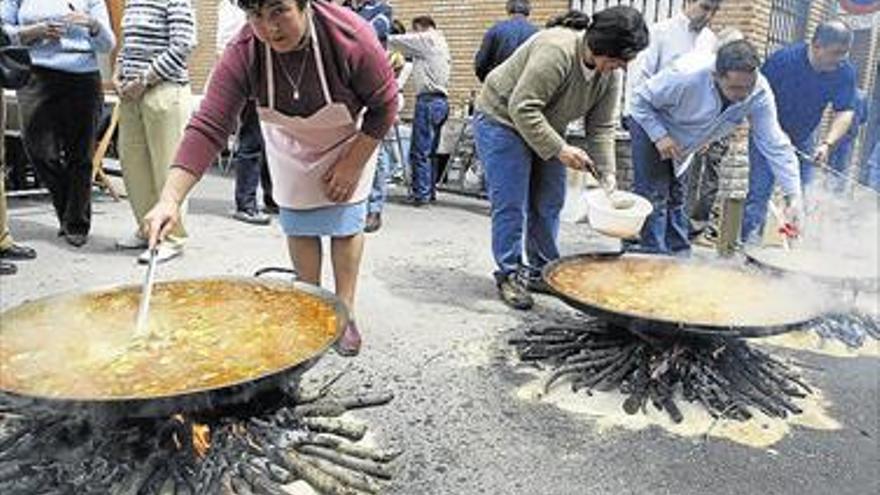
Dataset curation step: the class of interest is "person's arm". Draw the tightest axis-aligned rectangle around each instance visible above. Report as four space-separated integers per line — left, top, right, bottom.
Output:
506 43 570 160
144 168 199 247
322 18 398 202
624 30 661 114
813 110 855 163
507 43 593 171
147 0 197 85
584 70 622 187
749 82 801 198
630 67 687 160
813 65 857 163
144 34 254 245
474 27 497 82
1 1 63 45
387 31 432 59
80 0 115 52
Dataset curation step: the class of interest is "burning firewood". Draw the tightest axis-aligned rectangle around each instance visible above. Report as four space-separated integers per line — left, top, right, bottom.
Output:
0 381 401 494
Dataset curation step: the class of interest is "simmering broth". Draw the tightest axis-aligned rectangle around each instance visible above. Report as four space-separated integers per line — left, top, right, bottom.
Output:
0 279 339 399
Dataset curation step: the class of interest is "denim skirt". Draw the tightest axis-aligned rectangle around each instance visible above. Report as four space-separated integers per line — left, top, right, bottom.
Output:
278 201 367 237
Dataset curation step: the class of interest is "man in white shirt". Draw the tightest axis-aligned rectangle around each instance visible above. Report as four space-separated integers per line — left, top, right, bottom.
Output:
624 0 723 252
216 0 276 225
624 0 723 119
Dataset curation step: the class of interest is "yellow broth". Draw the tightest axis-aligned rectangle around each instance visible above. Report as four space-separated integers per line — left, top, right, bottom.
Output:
0 280 339 399
548 257 824 327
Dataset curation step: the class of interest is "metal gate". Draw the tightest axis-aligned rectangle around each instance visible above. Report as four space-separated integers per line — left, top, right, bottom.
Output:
766 0 812 55
569 0 686 24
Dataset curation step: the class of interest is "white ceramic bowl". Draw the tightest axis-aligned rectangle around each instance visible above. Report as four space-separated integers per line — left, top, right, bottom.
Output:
585 189 653 239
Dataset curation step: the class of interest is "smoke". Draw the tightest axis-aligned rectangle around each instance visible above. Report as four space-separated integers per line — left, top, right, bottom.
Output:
800 169 879 269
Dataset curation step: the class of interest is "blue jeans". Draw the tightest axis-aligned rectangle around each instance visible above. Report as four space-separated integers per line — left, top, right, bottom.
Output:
474 113 566 282
742 136 811 243
629 120 690 254
233 100 274 212
367 140 393 214
866 141 880 192
410 94 449 201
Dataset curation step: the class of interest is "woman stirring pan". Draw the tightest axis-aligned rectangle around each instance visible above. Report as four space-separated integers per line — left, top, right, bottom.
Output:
143 0 398 356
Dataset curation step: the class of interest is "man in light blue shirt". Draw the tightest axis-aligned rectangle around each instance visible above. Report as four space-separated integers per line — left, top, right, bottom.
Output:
629 39 802 254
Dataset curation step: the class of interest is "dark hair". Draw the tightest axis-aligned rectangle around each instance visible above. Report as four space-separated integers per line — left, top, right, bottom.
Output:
586 6 649 60
412 15 436 30
506 0 531 16
391 19 406 35
812 19 853 48
545 10 590 30
236 0 309 11
715 39 760 76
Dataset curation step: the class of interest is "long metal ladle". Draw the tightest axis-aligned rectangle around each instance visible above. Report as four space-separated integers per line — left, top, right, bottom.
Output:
134 247 159 337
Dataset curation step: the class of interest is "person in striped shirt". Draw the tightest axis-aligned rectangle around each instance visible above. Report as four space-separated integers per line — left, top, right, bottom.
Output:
114 0 197 264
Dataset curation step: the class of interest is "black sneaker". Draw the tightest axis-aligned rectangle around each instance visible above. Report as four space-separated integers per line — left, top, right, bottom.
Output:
524 276 555 295
0 260 16 276
497 274 534 310
233 209 271 225
0 243 36 260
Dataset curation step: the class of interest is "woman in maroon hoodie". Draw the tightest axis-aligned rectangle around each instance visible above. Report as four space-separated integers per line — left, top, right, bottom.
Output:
143 0 399 356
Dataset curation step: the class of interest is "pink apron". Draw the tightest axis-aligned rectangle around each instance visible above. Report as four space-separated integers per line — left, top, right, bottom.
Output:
257 16 378 210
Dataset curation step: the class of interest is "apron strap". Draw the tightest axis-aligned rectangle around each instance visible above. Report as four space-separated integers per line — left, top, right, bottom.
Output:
264 44 275 110
308 13 333 107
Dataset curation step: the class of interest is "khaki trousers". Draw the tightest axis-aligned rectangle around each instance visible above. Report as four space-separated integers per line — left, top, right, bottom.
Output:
119 82 191 244
0 91 12 250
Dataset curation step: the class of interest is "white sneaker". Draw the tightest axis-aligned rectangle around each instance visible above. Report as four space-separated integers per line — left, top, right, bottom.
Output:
116 232 149 250
137 244 183 264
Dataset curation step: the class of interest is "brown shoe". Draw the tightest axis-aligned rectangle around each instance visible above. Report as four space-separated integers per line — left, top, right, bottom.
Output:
334 321 362 357
364 212 382 233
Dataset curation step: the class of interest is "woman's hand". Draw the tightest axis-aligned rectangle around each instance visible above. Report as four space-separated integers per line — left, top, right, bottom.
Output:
322 154 365 203
143 199 181 249
121 78 148 102
20 22 64 44
322 133 380 203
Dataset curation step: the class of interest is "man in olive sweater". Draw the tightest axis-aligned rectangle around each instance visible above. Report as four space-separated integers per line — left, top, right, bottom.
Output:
474 7 648 309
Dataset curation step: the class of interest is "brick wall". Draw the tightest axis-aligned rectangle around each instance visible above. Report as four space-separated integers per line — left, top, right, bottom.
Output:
392 0 571 113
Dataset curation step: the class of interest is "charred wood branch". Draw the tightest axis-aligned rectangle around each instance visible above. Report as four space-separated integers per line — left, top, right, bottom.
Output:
300 418 368 442
301 434 403 463
514 321 814 423
292 392 395 419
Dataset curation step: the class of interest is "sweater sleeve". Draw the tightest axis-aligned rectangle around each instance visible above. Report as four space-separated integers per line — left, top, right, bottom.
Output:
584 70 622 179
150 0 197 81
348 21 398 140
507 43 571 160
173 41 251 177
